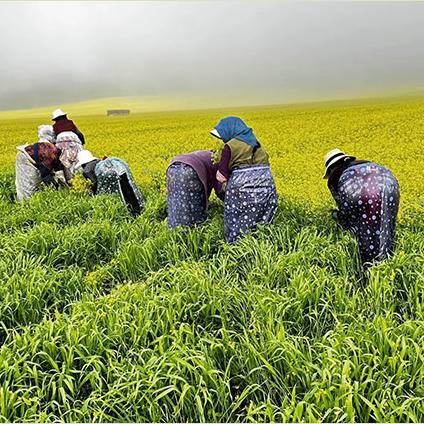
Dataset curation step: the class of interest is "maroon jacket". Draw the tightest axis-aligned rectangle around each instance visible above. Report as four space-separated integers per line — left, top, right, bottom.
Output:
53 117 85 144
218 144 232 179
169 150 224 202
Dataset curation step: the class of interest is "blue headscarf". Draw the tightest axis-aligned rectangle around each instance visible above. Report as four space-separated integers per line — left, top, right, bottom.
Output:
213 116 259 148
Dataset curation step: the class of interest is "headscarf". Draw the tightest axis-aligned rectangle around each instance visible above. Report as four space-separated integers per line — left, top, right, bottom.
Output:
213 116 259 147
38 125 55 143
56 131 81 144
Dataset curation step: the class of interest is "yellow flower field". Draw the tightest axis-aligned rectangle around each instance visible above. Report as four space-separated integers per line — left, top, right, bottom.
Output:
1 97 423 209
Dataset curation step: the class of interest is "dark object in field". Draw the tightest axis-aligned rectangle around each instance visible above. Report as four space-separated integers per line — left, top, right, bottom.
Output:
120 173 142 217
107 110 130 117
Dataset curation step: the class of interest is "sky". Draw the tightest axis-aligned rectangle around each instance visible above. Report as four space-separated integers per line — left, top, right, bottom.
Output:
0 1 424 110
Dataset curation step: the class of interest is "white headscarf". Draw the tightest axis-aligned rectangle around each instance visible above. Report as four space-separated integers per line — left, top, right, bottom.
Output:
56 131 81 144
38 125 55 143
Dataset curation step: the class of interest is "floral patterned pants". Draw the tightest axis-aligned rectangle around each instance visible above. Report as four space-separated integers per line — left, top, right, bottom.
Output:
337 163 400 266
224 165 278 243
167 163 207 229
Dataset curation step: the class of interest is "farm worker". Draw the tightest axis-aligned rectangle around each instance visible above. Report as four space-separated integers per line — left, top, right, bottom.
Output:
51 110 84 181
166 150 224 229
15 126 67 200
324 148 400 267
211 116 277 243
75 149 144 216
52 108 85 145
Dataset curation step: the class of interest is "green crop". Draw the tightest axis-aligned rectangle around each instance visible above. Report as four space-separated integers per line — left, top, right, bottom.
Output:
0 98 422 422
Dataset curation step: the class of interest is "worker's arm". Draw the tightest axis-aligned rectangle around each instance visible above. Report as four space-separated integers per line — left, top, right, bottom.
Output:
217 144 231 182
73 128 85 145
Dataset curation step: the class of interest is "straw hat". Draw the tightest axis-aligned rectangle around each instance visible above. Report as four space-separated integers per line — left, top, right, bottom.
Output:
75 149 96 170
323 149 355 179
52 108 67 120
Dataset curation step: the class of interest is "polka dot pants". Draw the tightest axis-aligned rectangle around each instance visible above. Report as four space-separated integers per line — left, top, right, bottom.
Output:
167 163 207 229
224 165 278 243
337 163 400 266
96 158 144 215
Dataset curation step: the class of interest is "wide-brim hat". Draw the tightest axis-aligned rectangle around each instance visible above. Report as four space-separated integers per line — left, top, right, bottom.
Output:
323 148 356 179
75 149 96 170
52 108 67 120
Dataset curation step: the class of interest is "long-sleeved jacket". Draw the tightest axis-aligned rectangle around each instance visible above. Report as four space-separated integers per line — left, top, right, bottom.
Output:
218 139 269 180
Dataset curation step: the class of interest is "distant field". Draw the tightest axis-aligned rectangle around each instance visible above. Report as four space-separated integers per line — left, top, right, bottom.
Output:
1 97 423 208
0 98 423 421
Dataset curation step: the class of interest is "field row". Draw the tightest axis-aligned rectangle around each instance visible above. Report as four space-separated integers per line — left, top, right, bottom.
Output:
0 175 423 421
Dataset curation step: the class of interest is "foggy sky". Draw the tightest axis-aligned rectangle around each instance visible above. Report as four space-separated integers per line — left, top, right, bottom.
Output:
1 1 424 110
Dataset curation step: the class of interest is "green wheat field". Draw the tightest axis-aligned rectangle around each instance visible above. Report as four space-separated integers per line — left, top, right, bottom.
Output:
0 97 422 422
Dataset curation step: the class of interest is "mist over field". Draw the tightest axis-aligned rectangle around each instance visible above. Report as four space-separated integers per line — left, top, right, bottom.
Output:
0 1 424 110
1 2 424 422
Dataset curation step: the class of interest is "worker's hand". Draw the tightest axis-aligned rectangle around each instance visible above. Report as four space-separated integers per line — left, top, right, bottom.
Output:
216 170 227 184
53 171 69 188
